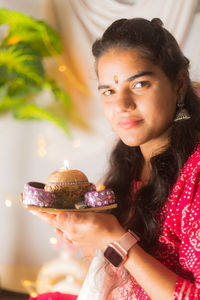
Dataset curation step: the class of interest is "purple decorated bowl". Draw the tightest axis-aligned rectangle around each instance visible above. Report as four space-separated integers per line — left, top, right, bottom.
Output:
84 189 115 208
23 182 56 207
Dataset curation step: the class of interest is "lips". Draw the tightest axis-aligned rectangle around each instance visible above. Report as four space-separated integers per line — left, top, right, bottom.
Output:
118 117 143 129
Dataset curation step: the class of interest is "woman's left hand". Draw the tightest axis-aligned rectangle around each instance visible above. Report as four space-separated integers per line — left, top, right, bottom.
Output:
31 210 126 251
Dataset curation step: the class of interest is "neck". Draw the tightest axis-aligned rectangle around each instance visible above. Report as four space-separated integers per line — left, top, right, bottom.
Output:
139 131 170 181
140 132 170 162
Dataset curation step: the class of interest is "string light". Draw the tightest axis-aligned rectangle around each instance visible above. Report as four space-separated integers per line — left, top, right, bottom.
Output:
7 36 21 44
49 237 58 245
72 138 81 148
42 29 91 96
58 64 67 72
30 292 38 298
5 199 12 207
22 280 32 287
37 135 47 157
21 280 37 297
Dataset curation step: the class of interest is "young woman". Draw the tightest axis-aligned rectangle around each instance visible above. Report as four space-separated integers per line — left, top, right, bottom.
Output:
33 18 200 299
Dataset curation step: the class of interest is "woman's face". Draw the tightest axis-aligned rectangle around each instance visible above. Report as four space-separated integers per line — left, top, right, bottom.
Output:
97 48 179 152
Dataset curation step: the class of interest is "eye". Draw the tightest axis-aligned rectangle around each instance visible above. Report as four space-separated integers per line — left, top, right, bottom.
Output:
102 89 114 96
133 81 149 89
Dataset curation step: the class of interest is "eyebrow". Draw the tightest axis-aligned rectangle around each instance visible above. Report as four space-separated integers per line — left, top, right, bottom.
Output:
98 71 154 90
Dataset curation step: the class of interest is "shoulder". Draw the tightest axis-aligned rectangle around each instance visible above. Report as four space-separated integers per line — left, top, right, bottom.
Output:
167 142 200 236
181 141 200 176
174 141 200 190
167 141 200 214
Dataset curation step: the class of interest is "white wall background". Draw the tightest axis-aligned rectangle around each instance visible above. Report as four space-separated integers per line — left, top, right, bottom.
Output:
0 0 199 293
0 0 115 292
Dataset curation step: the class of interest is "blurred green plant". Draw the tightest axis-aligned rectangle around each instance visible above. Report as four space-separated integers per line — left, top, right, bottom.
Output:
0 8 78 135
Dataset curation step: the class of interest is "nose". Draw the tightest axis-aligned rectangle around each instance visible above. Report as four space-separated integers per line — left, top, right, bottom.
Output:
114 89 136 113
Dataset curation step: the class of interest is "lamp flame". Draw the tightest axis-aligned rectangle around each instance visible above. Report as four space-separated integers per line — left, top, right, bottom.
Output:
64 160 69 169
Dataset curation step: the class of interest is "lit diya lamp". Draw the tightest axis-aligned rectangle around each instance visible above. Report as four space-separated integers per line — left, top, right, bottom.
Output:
44 161 91 208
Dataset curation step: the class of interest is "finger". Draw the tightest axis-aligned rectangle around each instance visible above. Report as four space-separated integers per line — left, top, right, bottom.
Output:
54 227 63 237
55 212 87 236
56 211 93 227
71 240 79 247
30 210 57 226
55 228 74 245
62 231 74 244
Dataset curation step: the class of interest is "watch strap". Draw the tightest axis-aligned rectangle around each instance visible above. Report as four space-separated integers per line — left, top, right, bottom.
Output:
116 230 140 252
104 230 140 267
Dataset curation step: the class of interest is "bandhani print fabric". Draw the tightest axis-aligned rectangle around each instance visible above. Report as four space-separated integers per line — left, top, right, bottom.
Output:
112 142 200 299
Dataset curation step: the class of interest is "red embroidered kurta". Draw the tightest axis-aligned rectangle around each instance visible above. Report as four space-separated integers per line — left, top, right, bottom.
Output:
112 142 200 299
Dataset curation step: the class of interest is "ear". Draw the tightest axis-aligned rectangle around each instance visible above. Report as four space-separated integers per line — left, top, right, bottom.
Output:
175 69 188 97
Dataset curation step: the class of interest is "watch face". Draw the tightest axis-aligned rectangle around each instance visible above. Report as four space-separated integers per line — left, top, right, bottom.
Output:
104 245 124 267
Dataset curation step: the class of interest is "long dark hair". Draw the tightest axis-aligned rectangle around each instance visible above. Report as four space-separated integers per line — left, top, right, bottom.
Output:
92 18 200 254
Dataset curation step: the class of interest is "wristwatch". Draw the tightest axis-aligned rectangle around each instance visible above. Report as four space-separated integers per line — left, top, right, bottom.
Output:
104 230 140 267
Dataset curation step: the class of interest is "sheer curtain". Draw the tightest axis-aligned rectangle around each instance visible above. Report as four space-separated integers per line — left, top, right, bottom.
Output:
44 0 199 116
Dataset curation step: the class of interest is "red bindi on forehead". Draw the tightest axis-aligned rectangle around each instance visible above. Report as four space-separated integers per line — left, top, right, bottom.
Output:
113 75 118 84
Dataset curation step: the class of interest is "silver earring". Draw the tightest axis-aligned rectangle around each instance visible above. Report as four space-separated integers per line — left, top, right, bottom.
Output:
174 94 191 122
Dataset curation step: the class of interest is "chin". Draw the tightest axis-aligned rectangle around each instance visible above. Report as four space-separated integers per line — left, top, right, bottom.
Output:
120 137 141 147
